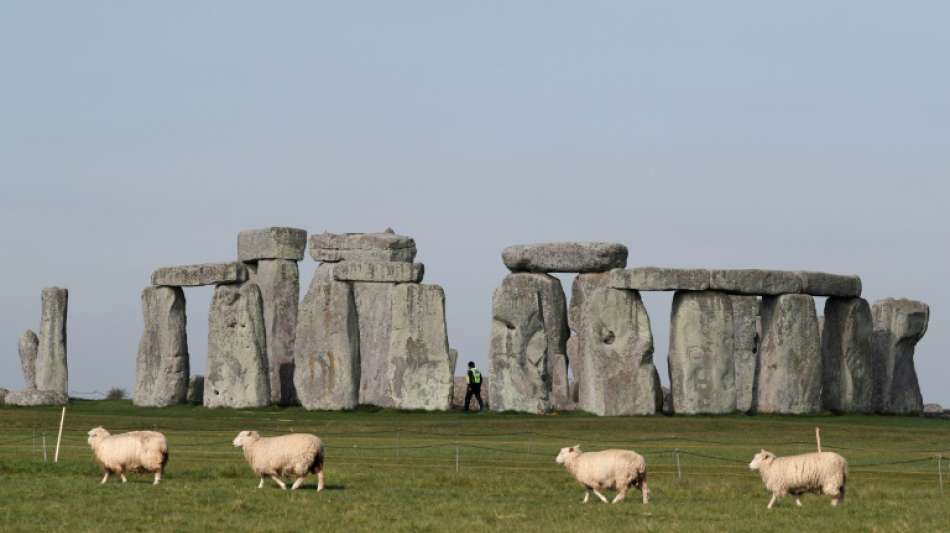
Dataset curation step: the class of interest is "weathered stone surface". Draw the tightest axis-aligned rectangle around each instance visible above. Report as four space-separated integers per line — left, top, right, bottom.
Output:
387 284 454 410
309 230 417 263
489 282 549 413
609 267 709 291
755 294 821 414
18 330 38 390
238 226 307 261
668 291 736 414
871 298 930 415
730 296 760 413
452 376 490 409
255 259 300 405
821 298 874 413
205 282 270 408
0 388 7 405
35 288 68 394
661 386 673 415
354 282 396 407
708 269 802 296
498 273 570 410
187 375 204 404
293 277 360 410
333 262 425 283
502 242 628 273
5 389 68 406
577 287 662 416
567 273 609 405
797 272 862 298
567 336 580 403
152 262 247 287
133 286 189 407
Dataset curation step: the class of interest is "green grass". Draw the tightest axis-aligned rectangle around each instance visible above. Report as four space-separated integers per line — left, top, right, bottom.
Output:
1 401 949 532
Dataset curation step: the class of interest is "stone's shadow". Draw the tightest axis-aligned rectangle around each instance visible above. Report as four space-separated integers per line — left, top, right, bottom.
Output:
295 484 344 491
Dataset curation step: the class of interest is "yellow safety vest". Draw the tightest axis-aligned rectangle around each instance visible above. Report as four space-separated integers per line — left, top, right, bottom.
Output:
467 369 482 384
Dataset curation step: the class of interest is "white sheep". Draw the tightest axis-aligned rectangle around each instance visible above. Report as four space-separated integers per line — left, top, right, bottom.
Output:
232 431 325 491
748 449 848 509
555 445 649 504
86 426 168 485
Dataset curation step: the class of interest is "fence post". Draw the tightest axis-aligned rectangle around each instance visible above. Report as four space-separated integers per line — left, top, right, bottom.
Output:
675 449 682 480
54 406 66 463
42 434 48 463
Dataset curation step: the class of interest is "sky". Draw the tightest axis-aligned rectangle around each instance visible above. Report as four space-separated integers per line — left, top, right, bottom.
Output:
1 2 947 404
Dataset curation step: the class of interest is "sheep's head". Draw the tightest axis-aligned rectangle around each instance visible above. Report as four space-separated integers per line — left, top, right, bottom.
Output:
555 444 582 464
749 449 775 470
233 430 261 448
87 426 110 446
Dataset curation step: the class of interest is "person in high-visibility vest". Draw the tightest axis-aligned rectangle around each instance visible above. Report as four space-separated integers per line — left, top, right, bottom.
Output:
464 361 484 412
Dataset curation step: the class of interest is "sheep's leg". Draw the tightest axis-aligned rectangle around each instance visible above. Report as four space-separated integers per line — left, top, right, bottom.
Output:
612 486 628 504
120 473 128 484
317 470 325 492
767 494 777 509
795 496 802 507
592 489 609 503
291 476 306 490
271 475 287 490
100 471 110 484
583 491 590 504
153 471 162 485
257 477 265 489
641 480 650 504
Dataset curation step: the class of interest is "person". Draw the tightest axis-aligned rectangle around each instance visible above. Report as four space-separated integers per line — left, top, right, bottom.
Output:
464 361 483 412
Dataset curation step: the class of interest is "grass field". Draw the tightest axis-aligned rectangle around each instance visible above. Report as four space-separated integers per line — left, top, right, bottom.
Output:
1 401 949 532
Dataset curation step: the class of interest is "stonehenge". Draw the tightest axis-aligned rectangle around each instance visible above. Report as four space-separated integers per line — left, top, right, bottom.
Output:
205 282 270 408
821 298 874 413
871 298 930 415
7 288 69 406
133 286 189 407
755 294 822 414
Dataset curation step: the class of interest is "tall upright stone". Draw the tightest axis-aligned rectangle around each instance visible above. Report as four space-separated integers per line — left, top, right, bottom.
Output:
18 330 38 390
293 278 360 410
134 286 189 407
577 287 661 416
254 259 300 405
35 287 68 394
489 281 550 413
205 282 270 408
731 296 760 413
387 284 454 410
821 298 873 413
568 273 609 404
668 291 736 414
755 294 821 414
354 282 396 407
871 298 930 415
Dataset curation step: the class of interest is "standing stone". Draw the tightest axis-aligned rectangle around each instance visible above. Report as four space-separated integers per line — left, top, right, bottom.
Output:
255 259 300 405
134 286 189 407
501 242 628 273
668 291 736 414
205 282 270 408
35 287 68 394
755 294 821 414
293 278 360 410
489 282 550 413
387 284 454 410
731 296 760 413
578 287 662 416
354 282 396 407
821 298 874 413
187 375 204 404
871 298 930 415
568 273 609 404
18 330 38 389
567 336 580 403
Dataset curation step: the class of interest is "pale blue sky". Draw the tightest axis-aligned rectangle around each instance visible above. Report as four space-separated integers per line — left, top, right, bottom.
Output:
2 2 947 403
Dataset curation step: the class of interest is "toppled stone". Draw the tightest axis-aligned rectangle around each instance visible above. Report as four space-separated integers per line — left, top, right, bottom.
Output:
923 403 943 415
133 286 189 407
18 330 38 390
797 272 862 298
205 282 270 408
668 291 736 414
821 297 874 413
309 231 416 263
354 283 396 407
332 262 425 283
35 287 68 394
151 262 247 287
730 295 760 413
452 376 490 410
609 267 709 291
755 294 821 414
577 287 662 416
255 259 300 405
238 227 307 261
501 242 628 273
387 284 454 410
187 375 204 404
708 269 802 296
871 298 930 415
293 277 360 410
5 389 68 406
488 281 550 414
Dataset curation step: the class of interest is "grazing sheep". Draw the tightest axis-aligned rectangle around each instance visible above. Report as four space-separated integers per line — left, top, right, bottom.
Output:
748 449 848 509
555 445 649 504
86 427 168 485
232 431 325 491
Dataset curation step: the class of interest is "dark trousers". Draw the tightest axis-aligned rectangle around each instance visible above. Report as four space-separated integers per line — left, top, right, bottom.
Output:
464 385 483 411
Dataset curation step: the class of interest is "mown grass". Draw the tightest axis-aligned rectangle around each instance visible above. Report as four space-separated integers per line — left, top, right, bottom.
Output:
1 401 949 532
